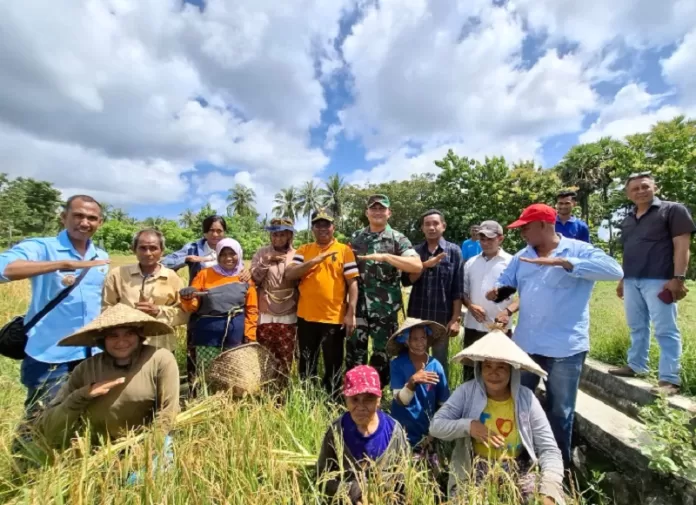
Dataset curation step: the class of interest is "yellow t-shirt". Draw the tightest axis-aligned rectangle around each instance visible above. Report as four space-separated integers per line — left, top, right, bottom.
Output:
293 240 359 324
472 396 522 460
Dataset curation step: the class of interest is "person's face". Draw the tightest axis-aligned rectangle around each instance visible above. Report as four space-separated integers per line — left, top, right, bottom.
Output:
103 326 141 360
626 177 656 206
366 204 391 227
204 221 226 247
422 214 445 241
61 199 103 242
406 326 429 356
479 233 504 255
470 227 480 239
345 393 380 426
519 221 547 247
134 233 163 268
312 220 334 243
271 231 292 250
218 247 239 270
556 197 575 217
481 360 512 397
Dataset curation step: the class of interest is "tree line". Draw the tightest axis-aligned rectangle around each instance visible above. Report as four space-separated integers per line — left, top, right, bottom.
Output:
3 116 695 271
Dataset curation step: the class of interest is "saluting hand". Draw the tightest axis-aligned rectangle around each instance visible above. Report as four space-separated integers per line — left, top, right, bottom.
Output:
519 256 573 270
423 252 446 269
88 377 126 398
358 253 386 262
64 259 110 270
312 251 337 265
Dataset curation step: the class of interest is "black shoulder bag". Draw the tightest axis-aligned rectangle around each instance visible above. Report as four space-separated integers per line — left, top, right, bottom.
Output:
0 261 96 360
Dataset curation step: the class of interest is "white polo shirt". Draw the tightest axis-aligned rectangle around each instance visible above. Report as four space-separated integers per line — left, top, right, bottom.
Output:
463 249 514 332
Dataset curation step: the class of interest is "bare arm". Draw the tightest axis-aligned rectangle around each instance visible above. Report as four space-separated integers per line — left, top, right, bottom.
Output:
384 254 422 273
673 234 691 276
4 260 79 281
346 277 358 314
285 260 316 281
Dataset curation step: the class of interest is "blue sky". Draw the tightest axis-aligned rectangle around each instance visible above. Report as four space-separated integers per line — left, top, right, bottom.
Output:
0 0 694 223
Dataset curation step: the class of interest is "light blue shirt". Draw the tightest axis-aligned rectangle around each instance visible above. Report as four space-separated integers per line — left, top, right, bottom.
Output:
0 230 109 363
460 239 482 262
496 236 623 358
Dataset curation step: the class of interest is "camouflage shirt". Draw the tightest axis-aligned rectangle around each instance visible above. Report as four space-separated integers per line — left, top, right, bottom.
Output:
349 225 418 308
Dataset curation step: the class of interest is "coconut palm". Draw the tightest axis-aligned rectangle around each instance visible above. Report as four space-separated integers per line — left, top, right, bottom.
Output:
179 208 196 229
226 184 257 217
318 174 347 225
273 186 302 222
298 180 320 230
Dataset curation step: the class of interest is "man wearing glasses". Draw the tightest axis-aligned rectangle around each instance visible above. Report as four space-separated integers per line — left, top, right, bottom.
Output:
610 172 696 395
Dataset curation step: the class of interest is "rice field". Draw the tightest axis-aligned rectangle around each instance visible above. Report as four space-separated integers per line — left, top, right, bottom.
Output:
0 255 693 504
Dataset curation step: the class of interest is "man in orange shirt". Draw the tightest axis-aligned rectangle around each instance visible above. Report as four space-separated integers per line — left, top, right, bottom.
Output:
286 208 359 397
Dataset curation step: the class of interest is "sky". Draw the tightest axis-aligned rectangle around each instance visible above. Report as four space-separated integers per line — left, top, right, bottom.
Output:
1 0 695 222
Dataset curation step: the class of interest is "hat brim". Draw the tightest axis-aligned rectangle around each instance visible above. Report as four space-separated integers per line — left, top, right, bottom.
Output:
507 219 529 229
265 225 296 233
386 318 448 357
311 217 334 224
479 229 499 238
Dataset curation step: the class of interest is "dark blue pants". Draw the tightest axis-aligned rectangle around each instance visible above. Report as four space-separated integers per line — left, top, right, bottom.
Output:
520 351 586 468
21 355 82 418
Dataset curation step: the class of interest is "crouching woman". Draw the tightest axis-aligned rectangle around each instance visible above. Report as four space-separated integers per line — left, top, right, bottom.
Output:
430 329 565 505
317 365 409 505
37 304 180 448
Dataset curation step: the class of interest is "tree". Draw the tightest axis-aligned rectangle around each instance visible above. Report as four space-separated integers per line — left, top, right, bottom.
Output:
226 184 257 217
273 186 302 221
298 181 320 230
319 174 347 226
179 208 196 229
0 175 63 243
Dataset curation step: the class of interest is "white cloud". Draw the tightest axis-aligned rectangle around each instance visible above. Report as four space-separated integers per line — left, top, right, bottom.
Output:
579 84 681 143
662 29 696 110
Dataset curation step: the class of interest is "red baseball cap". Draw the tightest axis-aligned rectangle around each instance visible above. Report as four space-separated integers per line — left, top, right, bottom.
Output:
508 203 557 229
343 365 382 397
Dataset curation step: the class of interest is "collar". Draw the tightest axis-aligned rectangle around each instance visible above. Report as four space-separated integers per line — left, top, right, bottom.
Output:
556 215 576 224
56 229 96 257
315 239 336 250
631 197 662 215
127 263 170 279
524 235 570 256
420 237 447 252
364 224 393 236
481 248 507 261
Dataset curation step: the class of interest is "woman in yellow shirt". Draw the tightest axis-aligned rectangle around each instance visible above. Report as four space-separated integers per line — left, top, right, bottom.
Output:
180 238 258 377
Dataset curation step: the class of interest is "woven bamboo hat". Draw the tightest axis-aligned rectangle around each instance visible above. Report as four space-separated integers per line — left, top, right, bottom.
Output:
386 318 448 357
451 329 547 378
207 343 280 397
58 304 174 347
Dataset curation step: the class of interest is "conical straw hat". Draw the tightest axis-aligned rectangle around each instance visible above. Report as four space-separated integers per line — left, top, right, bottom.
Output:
451 329 547 378
59 304 174 347
386 317 448 357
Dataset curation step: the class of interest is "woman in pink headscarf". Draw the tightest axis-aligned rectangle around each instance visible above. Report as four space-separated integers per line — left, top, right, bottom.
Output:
180 238 258 374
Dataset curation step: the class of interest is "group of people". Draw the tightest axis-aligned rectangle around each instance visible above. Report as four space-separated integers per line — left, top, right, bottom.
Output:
0 171 693 503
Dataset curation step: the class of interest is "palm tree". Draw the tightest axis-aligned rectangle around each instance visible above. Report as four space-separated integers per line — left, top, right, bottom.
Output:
226 184 257 217
273 186 302 221
319 174 347 225
179 208 196 229
142 216 167 229
298 180 320 230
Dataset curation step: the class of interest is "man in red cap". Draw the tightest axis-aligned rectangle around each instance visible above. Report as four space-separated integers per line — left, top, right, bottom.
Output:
486 203 623 468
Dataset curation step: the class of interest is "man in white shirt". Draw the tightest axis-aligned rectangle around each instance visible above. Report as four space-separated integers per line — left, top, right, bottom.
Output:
462 221 518 379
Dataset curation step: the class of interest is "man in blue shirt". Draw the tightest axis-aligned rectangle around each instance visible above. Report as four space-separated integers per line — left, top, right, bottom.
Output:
0 195 109 414
460 225 482 262
555 190 590 242
487 203 622 467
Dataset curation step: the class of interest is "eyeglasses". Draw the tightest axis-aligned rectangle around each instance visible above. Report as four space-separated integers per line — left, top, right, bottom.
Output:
626 171 652 182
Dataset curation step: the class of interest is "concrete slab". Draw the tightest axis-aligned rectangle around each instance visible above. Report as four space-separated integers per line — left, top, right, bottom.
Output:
581 358 696 420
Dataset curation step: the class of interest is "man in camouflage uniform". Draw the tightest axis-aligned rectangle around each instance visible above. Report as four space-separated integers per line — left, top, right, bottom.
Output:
347 194 423 385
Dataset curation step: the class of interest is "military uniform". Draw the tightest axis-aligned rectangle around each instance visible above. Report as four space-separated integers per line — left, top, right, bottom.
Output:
347 223 418 385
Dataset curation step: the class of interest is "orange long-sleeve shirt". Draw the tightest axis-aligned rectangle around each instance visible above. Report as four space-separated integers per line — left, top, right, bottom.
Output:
181 267 258 342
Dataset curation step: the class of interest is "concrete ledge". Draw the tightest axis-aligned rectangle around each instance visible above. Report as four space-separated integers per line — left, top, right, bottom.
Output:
581 358 696 420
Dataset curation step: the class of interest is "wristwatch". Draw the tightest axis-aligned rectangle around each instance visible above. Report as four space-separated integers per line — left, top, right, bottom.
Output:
674 275 687 282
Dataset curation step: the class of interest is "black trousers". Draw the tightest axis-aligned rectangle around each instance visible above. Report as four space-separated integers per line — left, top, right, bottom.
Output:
297 317 345 398
462 327 513 382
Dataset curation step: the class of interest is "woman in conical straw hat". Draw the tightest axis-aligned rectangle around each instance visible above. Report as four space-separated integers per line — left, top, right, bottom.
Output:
387 318 450 479
37 304 180 449
430 327 565 505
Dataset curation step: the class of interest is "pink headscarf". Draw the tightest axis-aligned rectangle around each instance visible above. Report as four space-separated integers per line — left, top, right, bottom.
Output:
213 238 244 277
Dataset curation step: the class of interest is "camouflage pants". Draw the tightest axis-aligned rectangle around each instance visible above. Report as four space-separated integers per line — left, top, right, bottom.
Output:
346 297 399 387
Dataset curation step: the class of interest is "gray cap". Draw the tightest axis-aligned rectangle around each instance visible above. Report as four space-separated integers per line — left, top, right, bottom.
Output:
478 220 504 238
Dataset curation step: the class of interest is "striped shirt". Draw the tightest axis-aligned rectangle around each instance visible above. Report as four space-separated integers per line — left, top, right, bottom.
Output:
293 240 359 324
403 238 464 325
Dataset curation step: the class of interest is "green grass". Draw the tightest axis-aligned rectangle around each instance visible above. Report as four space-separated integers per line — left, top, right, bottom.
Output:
0 255 693 503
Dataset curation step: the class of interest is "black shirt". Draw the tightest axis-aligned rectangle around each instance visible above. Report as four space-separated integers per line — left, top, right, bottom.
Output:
620 198 696 279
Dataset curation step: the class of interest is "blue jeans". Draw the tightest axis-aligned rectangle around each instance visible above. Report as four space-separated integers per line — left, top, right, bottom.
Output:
21 356 82 418
521 351 586 467
623 278 681 385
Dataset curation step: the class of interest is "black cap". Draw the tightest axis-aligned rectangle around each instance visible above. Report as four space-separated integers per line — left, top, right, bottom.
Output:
311 207 335 223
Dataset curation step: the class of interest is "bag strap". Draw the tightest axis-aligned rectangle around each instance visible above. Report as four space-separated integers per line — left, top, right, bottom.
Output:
24 254 99 332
